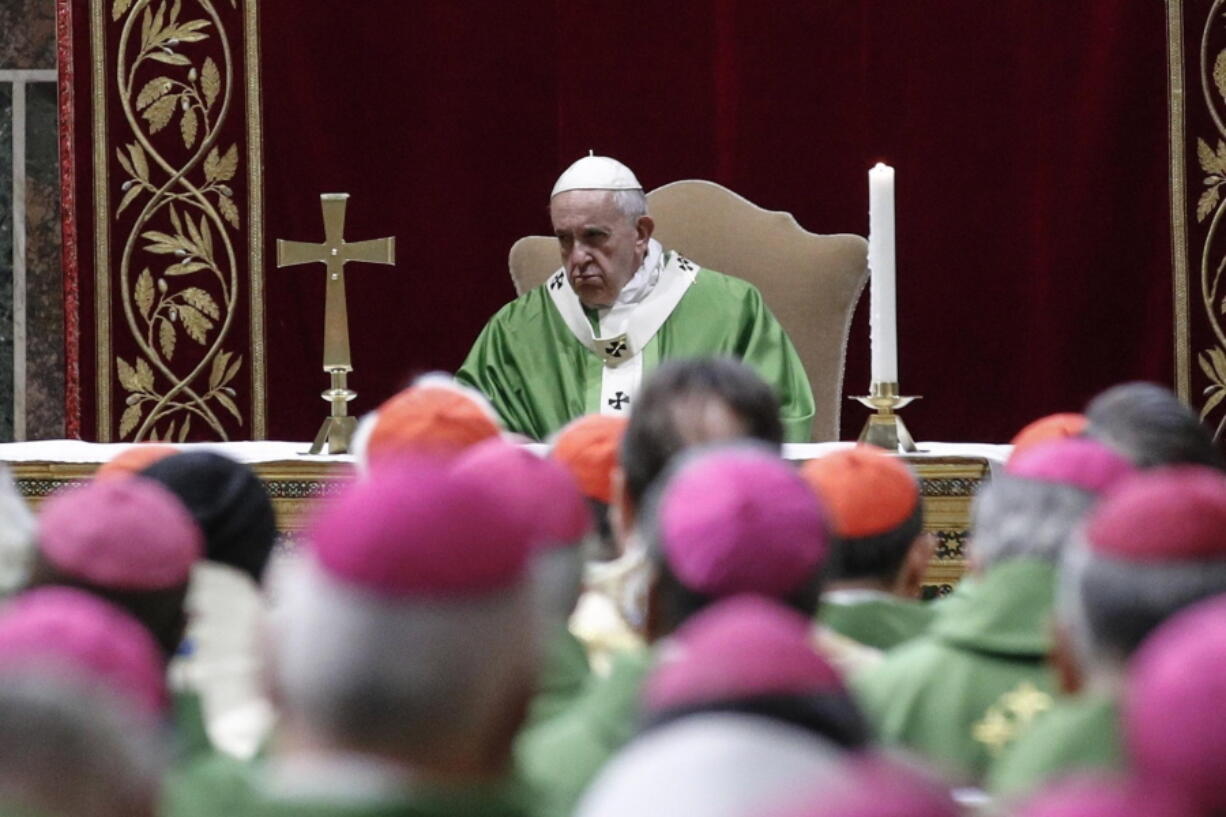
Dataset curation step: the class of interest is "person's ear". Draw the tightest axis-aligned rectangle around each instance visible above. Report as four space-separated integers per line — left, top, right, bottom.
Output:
1050 622 1085 695
895 532 935 599
610 467 634 555
635 215 654 251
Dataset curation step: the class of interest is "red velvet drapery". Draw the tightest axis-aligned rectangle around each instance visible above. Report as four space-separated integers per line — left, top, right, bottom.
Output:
69 1 1175 442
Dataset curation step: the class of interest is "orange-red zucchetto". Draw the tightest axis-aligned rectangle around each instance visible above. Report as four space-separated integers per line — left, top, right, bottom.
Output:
799 445 919 539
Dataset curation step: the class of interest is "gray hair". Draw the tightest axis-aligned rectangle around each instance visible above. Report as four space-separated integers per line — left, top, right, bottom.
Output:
1059 537 1226 672
273 558 536 758
1085 382 1224 470
0 674 163 817
611 189 648 223
968 475 1097 570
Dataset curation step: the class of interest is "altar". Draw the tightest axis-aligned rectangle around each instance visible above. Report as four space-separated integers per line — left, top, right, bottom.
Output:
0 440 1005 596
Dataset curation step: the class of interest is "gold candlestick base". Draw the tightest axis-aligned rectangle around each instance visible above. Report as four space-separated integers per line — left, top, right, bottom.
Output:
309 368 357 455
850 382 921 453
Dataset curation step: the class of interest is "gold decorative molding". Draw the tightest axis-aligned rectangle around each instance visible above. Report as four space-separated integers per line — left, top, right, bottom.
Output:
90 0 112 440
1169 0 1191 402
243 0 266 438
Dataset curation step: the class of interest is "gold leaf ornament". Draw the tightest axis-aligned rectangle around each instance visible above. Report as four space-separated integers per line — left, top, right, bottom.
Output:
182 287 220 319
201 58 220 109
159 317 177 360
119 404 143 439
135 357 155 391
181 108 198 148
215 391 243 424
127 143 150 182
1198 138 1226 176
113 0 133 21
1199 186 1221 224
149 51 192 67
218 195 240 228
136 268 155 319
142 94 179 134
209 350 233 391
136 76 173 110
1201 346 1226 387
179 305 214 344
117 357 142 392
204 145 239 183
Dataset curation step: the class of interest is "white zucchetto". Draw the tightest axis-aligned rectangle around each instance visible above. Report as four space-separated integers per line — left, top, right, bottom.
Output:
551 153 642 198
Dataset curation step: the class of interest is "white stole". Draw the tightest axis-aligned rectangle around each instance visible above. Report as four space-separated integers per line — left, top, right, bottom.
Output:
545 247 698 416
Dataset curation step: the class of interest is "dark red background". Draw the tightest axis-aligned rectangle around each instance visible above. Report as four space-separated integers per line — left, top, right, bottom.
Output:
71 1 1177 443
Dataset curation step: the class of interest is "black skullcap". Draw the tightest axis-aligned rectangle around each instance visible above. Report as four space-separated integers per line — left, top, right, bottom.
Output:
139 452 277 584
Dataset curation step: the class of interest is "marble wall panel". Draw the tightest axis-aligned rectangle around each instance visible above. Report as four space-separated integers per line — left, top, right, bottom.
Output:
25 82 63 440
0 0 56 69
0 84 13 441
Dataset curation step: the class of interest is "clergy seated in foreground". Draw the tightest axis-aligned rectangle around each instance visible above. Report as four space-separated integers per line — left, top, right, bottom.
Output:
986 466 1226 802
455 154 815 442
852 438 1133 784
515 445 830 817
799 446 935 651
187 459 539 817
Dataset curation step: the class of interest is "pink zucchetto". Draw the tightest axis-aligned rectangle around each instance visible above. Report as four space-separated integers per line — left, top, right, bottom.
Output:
1126 595 1226 813
309 458 534 598
1085 466 1226 561
451 439 591 550
645 595 842 715
0 587 168 716
38 476 203 590
766 753 957 817
1004 437 1134 496
658 446 828 598
1013 775 1195 817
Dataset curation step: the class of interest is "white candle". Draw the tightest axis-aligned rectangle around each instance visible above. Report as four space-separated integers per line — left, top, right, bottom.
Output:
868 162 898 385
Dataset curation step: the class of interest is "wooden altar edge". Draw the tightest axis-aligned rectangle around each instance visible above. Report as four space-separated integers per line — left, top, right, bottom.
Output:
5 453 988 590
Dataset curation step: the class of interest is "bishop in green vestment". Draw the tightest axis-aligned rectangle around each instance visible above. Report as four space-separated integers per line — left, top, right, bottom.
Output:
852 559 1059 783
455 155 814 442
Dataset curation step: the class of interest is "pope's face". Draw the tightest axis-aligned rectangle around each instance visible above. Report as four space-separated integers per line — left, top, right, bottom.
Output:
550 190 653 309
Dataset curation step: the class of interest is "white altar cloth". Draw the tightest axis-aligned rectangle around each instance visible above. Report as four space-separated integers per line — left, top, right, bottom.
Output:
0 439 1012 465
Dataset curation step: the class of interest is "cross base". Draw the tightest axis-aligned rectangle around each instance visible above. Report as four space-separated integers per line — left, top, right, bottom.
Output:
307 369 358 455
309 415 358 455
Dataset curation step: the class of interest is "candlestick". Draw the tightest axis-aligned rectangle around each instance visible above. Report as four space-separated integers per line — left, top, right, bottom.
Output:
851 382 920 453
868 163 897 385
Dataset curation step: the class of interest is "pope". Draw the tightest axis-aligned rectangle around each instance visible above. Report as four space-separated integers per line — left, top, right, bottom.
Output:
456 154 815 441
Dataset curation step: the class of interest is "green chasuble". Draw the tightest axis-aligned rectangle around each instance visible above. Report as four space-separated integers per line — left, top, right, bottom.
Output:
455 257 815 442
167 758 530 817
986 692 1121 802
515 647 652 817
173 690 215 765
818 592 935 651
852 560 1060 784
524 624 592 730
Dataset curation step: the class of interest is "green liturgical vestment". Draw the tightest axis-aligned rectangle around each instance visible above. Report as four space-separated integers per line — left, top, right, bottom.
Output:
986 692 1121 801
819 593 935 651
853 560 1060 784
515 647 652 817
523 625 592 730
456 252 815 442
167 758 531 817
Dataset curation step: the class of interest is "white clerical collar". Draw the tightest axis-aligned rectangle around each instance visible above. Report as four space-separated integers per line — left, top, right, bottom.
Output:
261 750 415 803
596 239 664 316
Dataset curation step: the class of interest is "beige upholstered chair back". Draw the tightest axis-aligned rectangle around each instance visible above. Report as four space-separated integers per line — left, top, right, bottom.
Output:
507 180 868 441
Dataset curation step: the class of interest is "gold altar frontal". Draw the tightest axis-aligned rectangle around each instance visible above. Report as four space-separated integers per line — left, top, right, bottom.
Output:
5 447 989 596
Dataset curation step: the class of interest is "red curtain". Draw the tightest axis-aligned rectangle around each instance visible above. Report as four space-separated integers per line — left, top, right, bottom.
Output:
233 1 1175 441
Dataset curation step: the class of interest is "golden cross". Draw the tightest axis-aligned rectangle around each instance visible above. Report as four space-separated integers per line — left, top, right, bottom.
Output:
277 193 395 454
